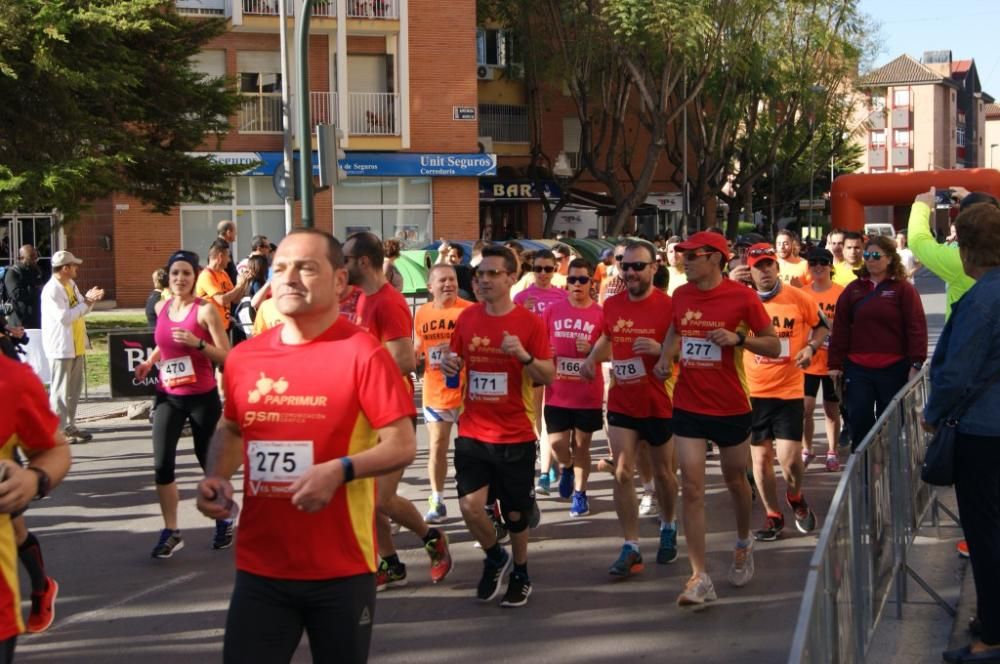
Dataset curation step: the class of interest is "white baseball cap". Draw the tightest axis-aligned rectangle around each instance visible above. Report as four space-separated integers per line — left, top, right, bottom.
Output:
51 251 83 267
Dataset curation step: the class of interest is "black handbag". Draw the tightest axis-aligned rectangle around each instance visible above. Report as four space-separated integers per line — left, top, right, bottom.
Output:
922 371 1000 486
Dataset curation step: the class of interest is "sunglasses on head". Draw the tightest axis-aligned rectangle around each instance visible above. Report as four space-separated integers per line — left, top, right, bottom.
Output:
532 265 556 273
566 275 590 285
808 259 831 267
747 247 776 258
620 261 650 272
863 251 884 260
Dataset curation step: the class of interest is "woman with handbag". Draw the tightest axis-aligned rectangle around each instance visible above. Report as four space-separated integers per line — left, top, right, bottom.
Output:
925 203 1000 664
828 235 928 450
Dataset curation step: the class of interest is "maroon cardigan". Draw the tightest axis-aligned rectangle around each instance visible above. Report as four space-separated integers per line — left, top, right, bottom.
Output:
828 277 928 370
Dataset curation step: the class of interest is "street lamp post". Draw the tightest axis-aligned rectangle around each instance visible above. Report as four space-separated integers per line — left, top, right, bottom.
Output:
295 0 317 227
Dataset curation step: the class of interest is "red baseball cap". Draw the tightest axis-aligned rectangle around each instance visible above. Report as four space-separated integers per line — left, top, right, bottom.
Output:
675 231 731 258
745 243 778 269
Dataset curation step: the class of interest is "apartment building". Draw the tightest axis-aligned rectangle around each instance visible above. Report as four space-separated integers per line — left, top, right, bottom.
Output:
47 0 485 307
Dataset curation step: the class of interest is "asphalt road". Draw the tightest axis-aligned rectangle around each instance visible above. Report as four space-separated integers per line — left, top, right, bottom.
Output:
14 274 947 664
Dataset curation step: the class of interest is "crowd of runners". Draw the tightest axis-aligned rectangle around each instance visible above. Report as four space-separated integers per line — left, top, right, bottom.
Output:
2 207 940 662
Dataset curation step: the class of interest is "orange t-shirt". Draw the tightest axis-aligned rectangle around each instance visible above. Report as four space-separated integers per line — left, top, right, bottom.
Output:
778 257 811 287
802 282 843 376
415 298 473 410
195 267 234 330
743 284 821 399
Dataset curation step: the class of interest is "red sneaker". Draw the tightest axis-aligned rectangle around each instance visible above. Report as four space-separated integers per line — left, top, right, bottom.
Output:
425 532 453 583
27 577 58 634
957 540 970 558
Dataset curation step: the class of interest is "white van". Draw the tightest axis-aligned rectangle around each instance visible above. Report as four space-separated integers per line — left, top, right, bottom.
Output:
864 223 896 238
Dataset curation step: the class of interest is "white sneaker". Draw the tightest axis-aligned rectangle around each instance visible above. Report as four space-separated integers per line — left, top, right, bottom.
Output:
677 572 717 609
727 542 755 587
638 490 658 517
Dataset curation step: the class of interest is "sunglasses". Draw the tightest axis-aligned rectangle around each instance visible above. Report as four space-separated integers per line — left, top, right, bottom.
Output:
566 276 591 285
863 251 884 260
747 248 776 258
475 268 510 278
614 255 625 262
620 261 650 273
808 259 831 267
532 265 556 273
682 250 715 261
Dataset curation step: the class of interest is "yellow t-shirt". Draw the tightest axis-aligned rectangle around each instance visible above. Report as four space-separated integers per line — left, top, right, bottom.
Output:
252 298 287 336
63 282 86 357
832 261 860 287
666 267 687 296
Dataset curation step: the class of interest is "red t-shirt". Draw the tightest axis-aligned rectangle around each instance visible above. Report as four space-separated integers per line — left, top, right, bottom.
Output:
672 279 772 416
355 283 412 343
449 304 552 443
602 289 673 418
542 299 604 409
222 319 416 580
0 356 59 639
339 286 364 325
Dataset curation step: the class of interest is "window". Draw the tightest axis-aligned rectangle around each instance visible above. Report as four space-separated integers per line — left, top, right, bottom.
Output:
476 28 518 70
562 118 582 168
181 177 286 259
893 130 909 147
870 93 886 111
870 130 886 148
237 52 282 133
893 89 910 108
334 177 432 246
957 126 966 147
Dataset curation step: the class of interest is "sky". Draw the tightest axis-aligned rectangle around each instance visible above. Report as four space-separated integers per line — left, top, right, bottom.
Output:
860 0 1000 97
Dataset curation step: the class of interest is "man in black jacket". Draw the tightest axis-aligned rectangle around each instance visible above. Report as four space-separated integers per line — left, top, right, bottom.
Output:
4 245 43 329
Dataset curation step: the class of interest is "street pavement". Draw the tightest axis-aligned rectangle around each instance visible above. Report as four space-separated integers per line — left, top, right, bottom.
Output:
14 272 957 664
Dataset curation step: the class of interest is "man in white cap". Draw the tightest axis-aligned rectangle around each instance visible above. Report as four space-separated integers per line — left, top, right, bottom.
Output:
41 251 104 443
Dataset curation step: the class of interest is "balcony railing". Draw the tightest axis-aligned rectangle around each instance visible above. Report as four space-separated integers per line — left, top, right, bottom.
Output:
310 91 340 129
240 0 396 18
347 0 398 19
238 94 283 133
176 0 226 15
348 92 400 136
479 103 530 143
242 0 337 17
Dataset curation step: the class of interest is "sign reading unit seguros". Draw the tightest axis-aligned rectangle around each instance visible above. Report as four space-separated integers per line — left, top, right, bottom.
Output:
197 152 497 178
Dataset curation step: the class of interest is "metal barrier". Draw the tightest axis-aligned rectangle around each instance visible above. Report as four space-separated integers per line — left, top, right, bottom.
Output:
787 367 958 664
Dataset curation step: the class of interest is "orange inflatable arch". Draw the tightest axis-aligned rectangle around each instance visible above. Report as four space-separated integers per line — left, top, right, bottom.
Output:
830 168 1000 232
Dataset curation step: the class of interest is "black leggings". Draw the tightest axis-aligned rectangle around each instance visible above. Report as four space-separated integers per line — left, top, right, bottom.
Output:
224 570 375 664
152 390 222 485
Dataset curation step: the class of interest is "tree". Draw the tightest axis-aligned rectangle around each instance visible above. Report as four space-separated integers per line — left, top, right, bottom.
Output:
0 1 243 220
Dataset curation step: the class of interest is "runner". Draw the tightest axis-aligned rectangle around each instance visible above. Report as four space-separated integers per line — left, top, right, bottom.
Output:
776 230 809 287
825 230 845 265
653 231 780 609
514 249 568 495
196 240 250 341
581 240 678 576
135 249 232 557
414 265 473 523
598 242 629 304
832 231 864 286
740 244 827 542
800 248 844 472
196 229 416 664
664 236 688 296
542 258 603 517
342 231 452 591
441 245 554 607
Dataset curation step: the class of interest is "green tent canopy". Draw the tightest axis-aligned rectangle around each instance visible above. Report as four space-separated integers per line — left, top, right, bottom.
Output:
396 251 431 296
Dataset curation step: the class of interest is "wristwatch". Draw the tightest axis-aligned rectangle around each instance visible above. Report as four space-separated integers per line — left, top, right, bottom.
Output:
520 353 535 366
735 332 746 347
807 341 818 353
28 467 50 500
198 339 206 351
911 361 923 370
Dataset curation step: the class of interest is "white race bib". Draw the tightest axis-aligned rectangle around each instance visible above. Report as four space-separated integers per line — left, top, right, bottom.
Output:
247 440 314 498
556 356 583 378
779 337 791 358
612 357 646 381
469 371 508 397
158 355 196 388
427 344 448 369
681 337 722 363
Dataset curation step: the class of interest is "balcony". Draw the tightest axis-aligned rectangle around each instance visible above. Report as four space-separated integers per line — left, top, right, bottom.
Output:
241 0 336 17
176 0 226 15
238 91 398 136
868 147 886 169
237 0 397 18
891 107 911 130
347 0 398 19
479 103 529 143
310 91 340 128
238 94 282 133
891 147 911 168
347 92 400 135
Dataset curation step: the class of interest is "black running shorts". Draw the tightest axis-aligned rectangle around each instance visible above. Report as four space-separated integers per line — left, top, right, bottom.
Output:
804 374 839 403
606 411 673 447
544 405 604 434
672 408 752 448
454 438 536 515
750 397 805 444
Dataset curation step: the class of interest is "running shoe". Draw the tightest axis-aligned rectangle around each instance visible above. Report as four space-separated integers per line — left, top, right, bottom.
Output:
728 542 755 587
825 453 841 472
677 572 717 609
500 571 532 608
375 559 408 592
535 474 551 496
424 532 453 583
802 448 816 467
548 466 558 484
212 519 234 550
475 505 510 547
425 497 447 524
476 549 511 602
27 577 58 633
151 529 183 559
638 490 658 517
67 429 93 444
608 544 643 577
788 494 817 534
957 540 969 558
754 514 785 542
558 466 574 499
569 491 589 517
656 525 678 564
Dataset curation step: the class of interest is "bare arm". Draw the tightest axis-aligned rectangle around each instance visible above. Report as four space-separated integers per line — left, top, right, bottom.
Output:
706 324 781 358
197 303 232 365
524 357 555 386
384 337 417 375
250 281 271 310
654 324 681 378
0 434 72 513
196 417 245 519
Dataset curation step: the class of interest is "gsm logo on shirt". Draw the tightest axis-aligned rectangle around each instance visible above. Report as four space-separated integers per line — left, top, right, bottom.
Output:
612 319 634 333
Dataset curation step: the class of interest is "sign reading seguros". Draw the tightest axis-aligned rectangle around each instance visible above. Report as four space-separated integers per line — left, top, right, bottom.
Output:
196 152 498 178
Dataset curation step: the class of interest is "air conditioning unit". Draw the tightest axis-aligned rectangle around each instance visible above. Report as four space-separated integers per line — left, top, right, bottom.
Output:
477 65 493 81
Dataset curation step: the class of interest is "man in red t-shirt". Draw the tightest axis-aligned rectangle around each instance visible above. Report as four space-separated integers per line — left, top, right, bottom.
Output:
441 246 554 608
342 231 452 592
654 231 780 610
581 240 678 577
0 355 72 657
197 229 417 664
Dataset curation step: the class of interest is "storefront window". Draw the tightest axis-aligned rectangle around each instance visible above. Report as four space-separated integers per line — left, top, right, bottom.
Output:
181 176 286 260
333 177 432 246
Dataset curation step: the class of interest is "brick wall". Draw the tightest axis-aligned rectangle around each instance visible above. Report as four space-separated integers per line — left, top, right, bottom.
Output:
431 179 478 239
67 198 117 299
111 195 181 307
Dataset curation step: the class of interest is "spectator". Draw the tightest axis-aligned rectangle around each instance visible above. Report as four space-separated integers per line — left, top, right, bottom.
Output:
926 202 1000 664
236 255 270 336
145 268 169 327
236 235 272 276
4 244 44 329
40 251 105 444
894 231 920 284
382 238 405 292
827 236 927 450
215 220 239 285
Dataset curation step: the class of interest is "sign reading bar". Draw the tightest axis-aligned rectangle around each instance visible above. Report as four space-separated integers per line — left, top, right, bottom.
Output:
479 180 562 201
453 106 477 120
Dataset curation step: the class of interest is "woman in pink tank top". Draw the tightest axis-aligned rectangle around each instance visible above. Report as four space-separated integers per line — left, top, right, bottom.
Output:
134 250 232 559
